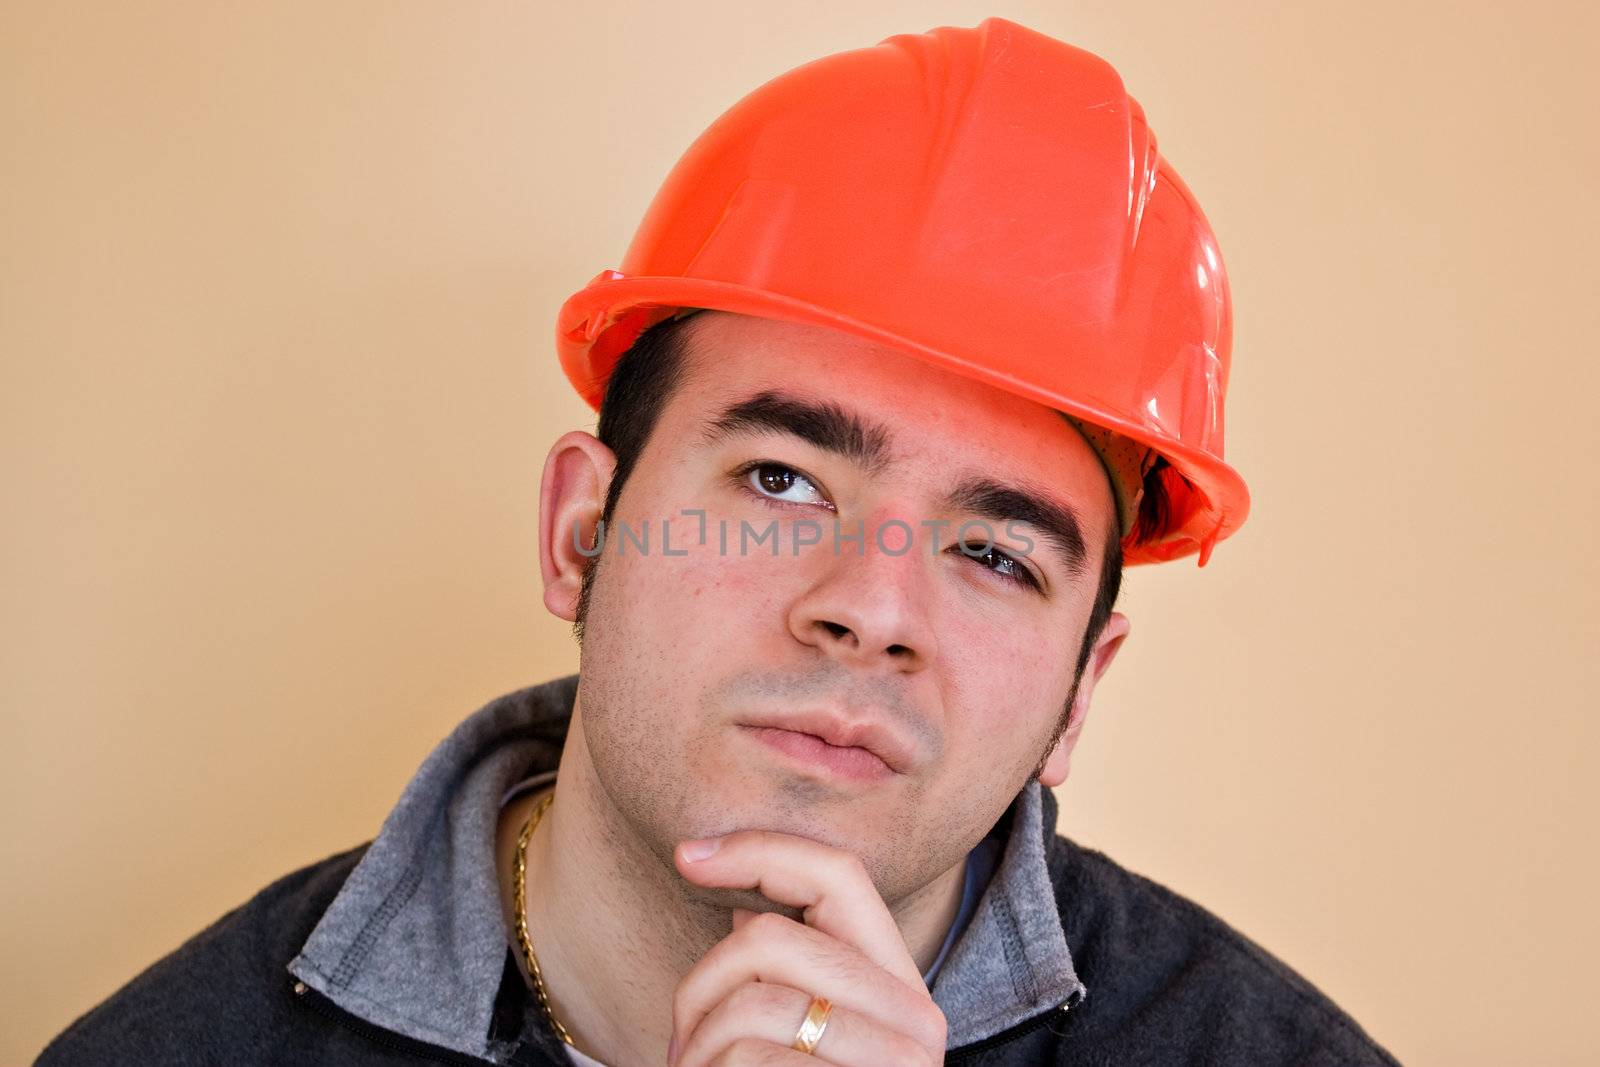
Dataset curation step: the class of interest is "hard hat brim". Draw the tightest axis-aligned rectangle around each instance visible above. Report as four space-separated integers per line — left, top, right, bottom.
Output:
557 274 1249 567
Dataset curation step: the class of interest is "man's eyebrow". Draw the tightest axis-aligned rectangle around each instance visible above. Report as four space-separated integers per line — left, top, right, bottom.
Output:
699 391 894 473
942 477 1090 580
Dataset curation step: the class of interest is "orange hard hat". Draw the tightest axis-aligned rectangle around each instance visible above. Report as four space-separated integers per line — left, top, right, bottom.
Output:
556 17 1249 566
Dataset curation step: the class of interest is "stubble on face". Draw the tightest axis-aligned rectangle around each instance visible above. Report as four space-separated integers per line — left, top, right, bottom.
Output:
573 565 983 911
576 545 1079 855
572 582 1079 943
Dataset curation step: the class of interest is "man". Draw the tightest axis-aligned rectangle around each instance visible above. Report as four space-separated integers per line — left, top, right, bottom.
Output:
39 17 1397 1066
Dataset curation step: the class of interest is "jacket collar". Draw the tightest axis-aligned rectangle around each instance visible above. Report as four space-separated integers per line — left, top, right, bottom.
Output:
287 675 1085 1061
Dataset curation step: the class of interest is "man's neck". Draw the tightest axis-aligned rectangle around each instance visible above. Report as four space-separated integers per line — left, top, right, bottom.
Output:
494 727 967 1067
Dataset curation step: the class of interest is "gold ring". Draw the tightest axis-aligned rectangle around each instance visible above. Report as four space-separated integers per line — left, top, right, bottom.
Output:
790 995 832 1054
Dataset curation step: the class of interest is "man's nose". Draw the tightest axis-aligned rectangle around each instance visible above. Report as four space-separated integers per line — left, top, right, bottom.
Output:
784 516 939 672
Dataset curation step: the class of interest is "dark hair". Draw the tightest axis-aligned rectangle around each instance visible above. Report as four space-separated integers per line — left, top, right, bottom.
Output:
573 313 1127 760
1034 497 1123 777
572 315 694 643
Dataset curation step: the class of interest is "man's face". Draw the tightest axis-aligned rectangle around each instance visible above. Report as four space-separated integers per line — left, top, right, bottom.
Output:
552 311 1123 908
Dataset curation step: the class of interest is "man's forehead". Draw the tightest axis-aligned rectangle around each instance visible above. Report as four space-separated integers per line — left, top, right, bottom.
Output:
679 310 903 381
674 311 1109 489
677 311 1063 447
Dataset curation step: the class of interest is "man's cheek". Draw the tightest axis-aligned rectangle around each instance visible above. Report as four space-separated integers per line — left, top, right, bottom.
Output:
685 549 810 628
949 607 1066 694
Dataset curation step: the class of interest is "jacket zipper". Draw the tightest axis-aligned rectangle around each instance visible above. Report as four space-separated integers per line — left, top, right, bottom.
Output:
291 978 512 1065
944 993 1079 1063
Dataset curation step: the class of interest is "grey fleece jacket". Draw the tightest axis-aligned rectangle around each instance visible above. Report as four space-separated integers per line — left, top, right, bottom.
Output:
38 675 1400 1065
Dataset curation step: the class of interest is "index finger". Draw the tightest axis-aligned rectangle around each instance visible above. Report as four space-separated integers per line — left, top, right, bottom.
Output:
674 830 928 992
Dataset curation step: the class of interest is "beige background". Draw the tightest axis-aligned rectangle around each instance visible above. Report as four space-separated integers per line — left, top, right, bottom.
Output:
5 2 1596 1063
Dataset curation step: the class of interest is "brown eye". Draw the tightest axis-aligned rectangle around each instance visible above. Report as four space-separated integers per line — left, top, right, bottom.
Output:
743 463 827 506
956 543 1040 590
757 466 797 495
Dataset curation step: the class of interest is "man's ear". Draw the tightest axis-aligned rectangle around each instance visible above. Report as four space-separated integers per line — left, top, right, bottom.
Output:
1036 611 1131 788
538 430 616 622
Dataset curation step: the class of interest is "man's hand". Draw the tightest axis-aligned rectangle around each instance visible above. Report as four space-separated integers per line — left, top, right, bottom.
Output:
668 831 948 1067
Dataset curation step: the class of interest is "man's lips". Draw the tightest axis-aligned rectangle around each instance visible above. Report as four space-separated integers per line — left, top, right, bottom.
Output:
736 708 914 777
740 726 898 782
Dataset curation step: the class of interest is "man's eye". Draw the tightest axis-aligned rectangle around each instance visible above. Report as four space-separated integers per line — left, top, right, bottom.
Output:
958 543 1039 590
741 462 829 507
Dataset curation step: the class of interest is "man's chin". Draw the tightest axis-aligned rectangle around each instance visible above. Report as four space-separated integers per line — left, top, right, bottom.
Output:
675 881 806 922
684 807 861 853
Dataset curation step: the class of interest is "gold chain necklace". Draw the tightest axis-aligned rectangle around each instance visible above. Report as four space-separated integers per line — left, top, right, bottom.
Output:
513 790 578 1049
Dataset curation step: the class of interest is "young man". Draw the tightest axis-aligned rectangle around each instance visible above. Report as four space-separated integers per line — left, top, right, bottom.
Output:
38 17 1397 1066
